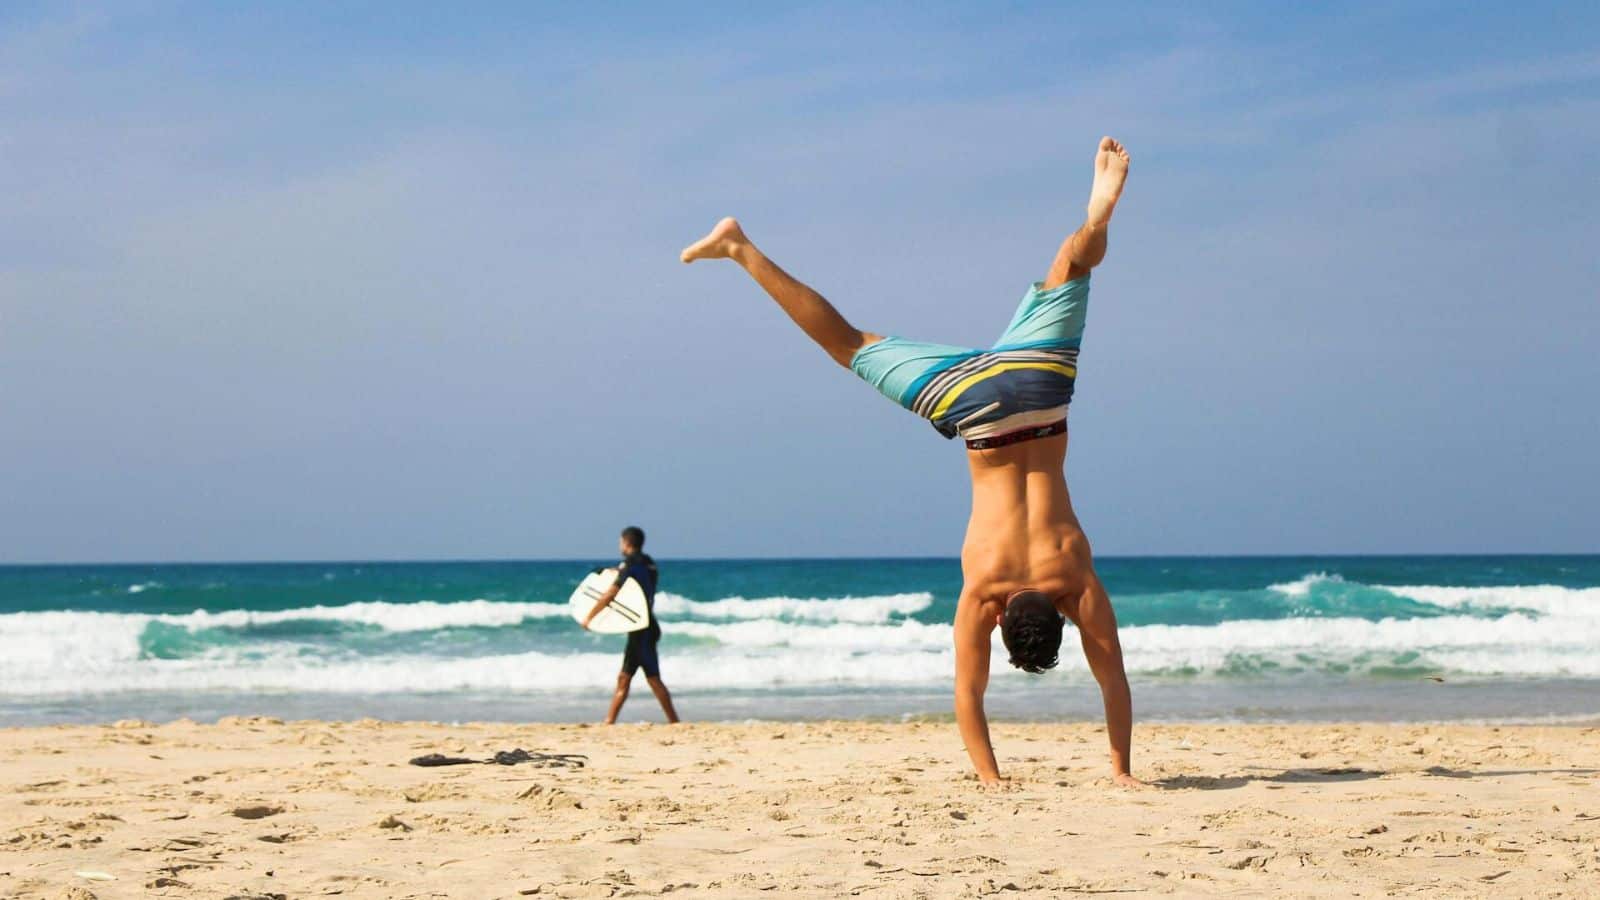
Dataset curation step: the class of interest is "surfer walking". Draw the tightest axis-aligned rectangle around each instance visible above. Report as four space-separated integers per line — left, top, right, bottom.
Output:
680 137 1140 786
582 526 680 724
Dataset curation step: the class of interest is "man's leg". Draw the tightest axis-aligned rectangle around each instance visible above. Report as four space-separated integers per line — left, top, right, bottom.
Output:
645 676 680 724
604 671 633 725
1042 137 1131 289
681 218 880 368
637 634 679 723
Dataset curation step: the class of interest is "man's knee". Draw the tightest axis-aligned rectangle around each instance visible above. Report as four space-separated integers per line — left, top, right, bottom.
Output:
829 330 881 368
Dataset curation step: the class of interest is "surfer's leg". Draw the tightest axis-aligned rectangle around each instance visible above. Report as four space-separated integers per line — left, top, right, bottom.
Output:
610 635 646 724
1042 137 1130 288
633 634 679 723
604 671 633 725
681 217 881 368
646 677 680 724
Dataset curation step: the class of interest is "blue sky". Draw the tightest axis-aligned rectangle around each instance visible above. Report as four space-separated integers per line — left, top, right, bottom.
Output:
2 2 1597 562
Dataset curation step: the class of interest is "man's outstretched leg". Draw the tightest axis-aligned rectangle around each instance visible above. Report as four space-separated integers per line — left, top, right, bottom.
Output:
1043 137 1131 288
681 218 879 367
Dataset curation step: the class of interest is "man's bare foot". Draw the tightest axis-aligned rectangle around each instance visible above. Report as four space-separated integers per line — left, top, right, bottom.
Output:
1085 137 1130 228
679 217 749 263
1112 772 1149 790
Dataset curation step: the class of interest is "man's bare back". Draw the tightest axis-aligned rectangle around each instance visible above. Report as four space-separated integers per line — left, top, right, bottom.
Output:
960 432 1085 601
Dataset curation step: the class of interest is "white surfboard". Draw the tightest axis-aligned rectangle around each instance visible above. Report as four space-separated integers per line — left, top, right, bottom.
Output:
568 568 652 634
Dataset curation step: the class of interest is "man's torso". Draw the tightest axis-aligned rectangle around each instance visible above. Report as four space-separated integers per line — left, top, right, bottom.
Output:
618 552 661 637
959 432 1090 612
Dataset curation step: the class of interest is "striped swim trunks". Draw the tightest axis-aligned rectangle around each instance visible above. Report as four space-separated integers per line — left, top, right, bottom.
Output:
849 276 1088 441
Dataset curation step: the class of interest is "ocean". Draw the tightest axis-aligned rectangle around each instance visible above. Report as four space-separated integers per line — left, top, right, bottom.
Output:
1 556 1596 727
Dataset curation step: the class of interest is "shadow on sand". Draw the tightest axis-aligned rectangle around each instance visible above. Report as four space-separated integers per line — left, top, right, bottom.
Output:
1156 765 1600 791
1155 767 1385 790
1417 766 1599 779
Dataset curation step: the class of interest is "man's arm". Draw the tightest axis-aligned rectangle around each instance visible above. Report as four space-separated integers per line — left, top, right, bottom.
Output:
581 569 625 629
953 592 1002 784
1072 576 1141 786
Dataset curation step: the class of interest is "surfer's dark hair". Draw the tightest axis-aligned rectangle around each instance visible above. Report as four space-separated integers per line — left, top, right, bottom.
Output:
620 526 645 550
1000 590 1064 674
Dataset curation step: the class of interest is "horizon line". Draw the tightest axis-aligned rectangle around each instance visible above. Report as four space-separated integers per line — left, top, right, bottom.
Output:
2 550 1598 568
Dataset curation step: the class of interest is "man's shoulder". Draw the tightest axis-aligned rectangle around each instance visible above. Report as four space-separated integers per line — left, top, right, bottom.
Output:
954 590 1003 628
621 552 658 572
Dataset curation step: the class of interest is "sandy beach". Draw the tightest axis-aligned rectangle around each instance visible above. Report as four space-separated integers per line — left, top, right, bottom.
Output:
0 718 1594 898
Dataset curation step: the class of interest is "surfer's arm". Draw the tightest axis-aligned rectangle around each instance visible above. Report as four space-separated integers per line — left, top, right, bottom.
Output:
953 593 1001 784
582 584 621 629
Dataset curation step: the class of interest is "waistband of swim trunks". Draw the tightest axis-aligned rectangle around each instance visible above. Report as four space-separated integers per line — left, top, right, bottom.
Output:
964 419 1067 450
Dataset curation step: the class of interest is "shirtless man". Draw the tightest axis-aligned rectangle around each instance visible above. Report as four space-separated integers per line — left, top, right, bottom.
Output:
680 137 1138 787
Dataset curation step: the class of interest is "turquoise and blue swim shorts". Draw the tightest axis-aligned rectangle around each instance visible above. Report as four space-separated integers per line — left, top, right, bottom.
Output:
849 275 1088 443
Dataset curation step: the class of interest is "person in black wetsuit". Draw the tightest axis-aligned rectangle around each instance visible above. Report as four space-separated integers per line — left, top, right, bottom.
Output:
581 525 680 724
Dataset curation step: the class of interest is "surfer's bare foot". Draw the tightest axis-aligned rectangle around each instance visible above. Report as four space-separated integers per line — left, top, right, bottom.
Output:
680 217 750 263
1085 137 1130 228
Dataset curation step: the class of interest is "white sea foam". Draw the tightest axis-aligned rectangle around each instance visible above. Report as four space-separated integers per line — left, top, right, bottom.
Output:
1377 583 1600 617
1266 573 1600 618
1267 572 1344 597
0 645 959 695
2 607 1596 695
1119 612 1600 677
667 619 949 650
78 590 930 634
0 610 148 672
166 599 572 632
1 582 1596 696
653 591 933 623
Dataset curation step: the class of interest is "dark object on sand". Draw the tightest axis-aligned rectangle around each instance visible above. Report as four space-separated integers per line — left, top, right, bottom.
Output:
409 753 477 767
488 748 588 767
408 748 588 769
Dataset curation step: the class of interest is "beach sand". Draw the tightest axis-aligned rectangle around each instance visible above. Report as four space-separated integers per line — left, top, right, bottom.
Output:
1 718 1595 898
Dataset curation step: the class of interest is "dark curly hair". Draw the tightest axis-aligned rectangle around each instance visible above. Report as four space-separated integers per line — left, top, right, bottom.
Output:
1000 590 1064 674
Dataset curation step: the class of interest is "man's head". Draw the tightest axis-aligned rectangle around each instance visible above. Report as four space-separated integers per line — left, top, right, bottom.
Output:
619 525 646 555
999 590 1064 674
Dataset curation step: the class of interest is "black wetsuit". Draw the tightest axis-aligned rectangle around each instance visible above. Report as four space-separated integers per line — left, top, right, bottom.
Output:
616 552 661 678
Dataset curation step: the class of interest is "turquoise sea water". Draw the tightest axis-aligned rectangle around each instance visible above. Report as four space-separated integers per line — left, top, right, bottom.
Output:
2 556 1596 725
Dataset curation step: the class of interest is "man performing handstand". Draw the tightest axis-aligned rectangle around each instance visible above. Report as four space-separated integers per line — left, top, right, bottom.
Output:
681 138 1139 787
